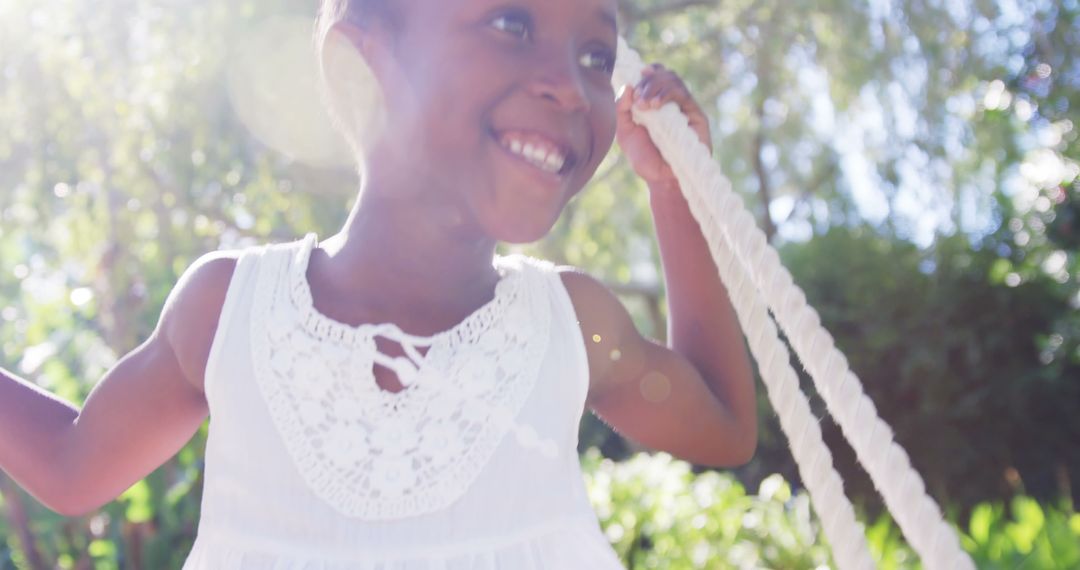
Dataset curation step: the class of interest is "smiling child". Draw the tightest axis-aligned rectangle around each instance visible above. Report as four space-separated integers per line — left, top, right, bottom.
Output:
0 0 757 567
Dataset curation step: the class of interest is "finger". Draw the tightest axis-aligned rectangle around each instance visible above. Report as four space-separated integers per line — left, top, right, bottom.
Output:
646 79 683 108
637 70 701 114
650 78 695 108
635 75 657 103
634 68 712 148
649 85 674 108
637 75 675 107
643 85 662 108
647 69 682 85
617 86 642 130
639 73 673 100
635 66 669 100
616 85 635 113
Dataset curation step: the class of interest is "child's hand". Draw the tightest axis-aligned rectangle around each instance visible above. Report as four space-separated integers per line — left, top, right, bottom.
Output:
615 64 713 191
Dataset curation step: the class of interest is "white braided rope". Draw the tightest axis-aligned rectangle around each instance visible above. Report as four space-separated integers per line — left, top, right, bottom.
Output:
677 163 877 569
613 38 975 570
608 46 872 570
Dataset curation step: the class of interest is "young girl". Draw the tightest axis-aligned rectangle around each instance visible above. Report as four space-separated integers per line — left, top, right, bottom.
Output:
0 0 757 567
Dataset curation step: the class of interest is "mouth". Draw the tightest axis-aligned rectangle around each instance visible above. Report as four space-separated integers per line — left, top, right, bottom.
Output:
492 128 579 178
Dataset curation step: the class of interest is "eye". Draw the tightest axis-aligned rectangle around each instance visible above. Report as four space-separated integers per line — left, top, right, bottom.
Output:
490 11 532 41
580 49 616 75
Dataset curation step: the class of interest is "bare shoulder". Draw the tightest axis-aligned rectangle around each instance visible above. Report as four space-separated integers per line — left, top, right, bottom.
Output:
159 250 242 393
557 267 630 327
557 267 616 309
556 267 644 404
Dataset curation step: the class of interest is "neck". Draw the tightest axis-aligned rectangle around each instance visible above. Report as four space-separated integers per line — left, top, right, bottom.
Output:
317 164 500 312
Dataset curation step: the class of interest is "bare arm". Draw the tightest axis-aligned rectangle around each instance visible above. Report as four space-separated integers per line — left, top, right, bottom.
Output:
563 270 755 468
0 252 237 516
570 63 757 467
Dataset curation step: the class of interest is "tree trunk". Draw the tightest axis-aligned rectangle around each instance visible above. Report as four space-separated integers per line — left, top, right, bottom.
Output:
0 475 48 570
753 125 777 242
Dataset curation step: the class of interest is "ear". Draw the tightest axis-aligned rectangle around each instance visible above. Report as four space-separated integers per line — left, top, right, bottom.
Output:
318 18 393 165
325 18 399 91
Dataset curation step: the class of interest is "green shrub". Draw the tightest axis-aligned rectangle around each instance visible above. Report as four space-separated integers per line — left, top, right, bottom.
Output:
582 449 1080 569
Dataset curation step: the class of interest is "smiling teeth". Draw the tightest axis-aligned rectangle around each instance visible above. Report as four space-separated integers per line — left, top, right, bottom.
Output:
501 135 567 174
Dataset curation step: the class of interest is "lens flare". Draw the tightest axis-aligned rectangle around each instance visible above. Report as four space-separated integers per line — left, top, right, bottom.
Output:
226 15 354 169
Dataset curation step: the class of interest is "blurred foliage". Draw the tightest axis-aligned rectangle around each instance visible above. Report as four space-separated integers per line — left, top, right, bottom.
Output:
774 226 1079 515
0 0 1078 567
579 450 1080 569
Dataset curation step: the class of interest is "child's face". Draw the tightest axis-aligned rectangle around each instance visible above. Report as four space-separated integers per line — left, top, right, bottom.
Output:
371 0 619 243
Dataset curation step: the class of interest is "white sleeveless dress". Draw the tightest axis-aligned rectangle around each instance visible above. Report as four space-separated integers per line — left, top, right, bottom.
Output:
181 234 627 569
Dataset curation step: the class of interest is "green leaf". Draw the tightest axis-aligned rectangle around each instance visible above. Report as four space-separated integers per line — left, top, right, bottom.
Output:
119 480 154 524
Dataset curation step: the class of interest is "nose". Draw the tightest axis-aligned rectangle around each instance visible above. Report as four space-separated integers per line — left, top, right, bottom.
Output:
527 46 590 113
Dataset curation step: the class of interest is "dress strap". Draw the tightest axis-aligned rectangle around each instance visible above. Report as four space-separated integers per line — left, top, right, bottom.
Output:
204 244 267 407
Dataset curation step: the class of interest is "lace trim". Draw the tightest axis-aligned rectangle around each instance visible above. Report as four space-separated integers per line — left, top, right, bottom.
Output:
249 236 556 520
287 234 520 349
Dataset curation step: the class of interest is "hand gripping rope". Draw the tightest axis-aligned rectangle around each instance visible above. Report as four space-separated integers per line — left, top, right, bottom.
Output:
613 38 975 570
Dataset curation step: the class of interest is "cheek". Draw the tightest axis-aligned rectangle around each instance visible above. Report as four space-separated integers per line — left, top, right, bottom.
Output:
596 99 618 152
404 85 486 182
396 46 485 155
588 97 618 170
565 99 617 200
416 73 492 153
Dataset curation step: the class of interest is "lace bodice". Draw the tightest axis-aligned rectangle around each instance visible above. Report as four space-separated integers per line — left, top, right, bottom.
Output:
249 234 558 520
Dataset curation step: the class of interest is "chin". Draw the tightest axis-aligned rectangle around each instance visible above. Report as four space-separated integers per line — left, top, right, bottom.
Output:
481 210 561 244
464 178 575 244
488 214 557 243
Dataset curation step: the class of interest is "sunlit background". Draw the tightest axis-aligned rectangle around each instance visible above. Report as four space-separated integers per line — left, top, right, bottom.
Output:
1 0 1078 567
